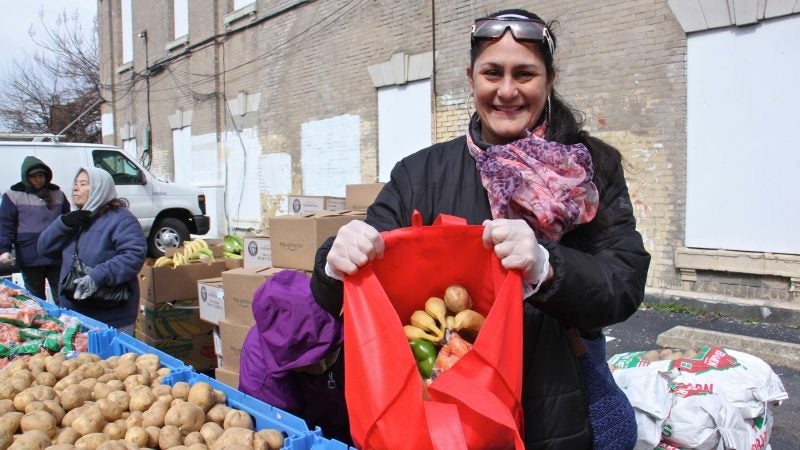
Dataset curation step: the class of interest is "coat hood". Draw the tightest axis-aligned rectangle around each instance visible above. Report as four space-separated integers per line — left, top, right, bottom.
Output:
76 166 118 213
251 270 343 377
20 156 53 187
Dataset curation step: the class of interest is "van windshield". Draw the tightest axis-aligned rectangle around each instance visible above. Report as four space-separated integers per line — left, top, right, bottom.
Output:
92 150 144 185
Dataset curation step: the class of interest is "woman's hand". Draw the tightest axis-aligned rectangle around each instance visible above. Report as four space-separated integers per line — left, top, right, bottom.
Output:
482 219 551 291
61 210 92 228
326 220 385 280
0 252 12 265
73 275 98 300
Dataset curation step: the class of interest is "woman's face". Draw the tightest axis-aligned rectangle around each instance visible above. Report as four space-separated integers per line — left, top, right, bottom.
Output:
27 172 46 190
468 32 553 145
73 171 90 208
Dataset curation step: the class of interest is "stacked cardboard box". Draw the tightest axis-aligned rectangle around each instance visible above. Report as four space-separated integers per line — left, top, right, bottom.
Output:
209 210 364 387
345 183 385 212
135 259 234 371
287 195 345 215
269 210 366 271
243 235 272 269
212 267 287 388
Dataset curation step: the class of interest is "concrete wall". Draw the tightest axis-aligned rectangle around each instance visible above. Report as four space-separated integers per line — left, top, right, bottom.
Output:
98 0 800 306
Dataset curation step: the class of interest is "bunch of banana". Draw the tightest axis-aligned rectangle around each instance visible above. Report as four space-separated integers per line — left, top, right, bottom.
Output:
153 256 175 268
402 289 486 344
403 297 448 343
183 238 214 262
172 251 189 267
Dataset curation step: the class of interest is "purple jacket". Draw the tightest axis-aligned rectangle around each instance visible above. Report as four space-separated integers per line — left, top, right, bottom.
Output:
238 270 350 443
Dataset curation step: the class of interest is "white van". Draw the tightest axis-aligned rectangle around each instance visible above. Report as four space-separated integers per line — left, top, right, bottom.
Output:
0 140 209 257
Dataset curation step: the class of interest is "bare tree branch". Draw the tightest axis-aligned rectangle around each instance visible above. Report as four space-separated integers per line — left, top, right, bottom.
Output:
0 7 101 142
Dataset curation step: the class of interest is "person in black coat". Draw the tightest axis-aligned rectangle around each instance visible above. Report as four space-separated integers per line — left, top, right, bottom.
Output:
312 9 650 449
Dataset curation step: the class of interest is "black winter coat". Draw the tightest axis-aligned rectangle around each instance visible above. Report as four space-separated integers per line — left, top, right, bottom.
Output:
311 134 650 449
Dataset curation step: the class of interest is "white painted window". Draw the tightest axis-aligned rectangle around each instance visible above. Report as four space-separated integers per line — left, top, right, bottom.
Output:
122 138 137 159
121 0 133 63
101 113 114 137
224 128 262 228
260 152 292 216
172 126 192 184
301 115 361 197
685 14 800 254
233 0 255 10
377 79 432 182
173 0 188 39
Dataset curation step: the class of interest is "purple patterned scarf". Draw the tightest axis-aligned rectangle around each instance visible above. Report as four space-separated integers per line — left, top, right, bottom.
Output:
467 124 599 242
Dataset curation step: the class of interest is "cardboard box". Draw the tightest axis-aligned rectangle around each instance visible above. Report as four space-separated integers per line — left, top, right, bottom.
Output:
213 326 222 356
287 195 345 215
214 366 239 389
139 259 230 303
136 331 216 372
135 298 214 339
198 278 225 325
269 211 366 271
221 267 285 326
219 319 252 372
243 235 272 269
346 183 385 212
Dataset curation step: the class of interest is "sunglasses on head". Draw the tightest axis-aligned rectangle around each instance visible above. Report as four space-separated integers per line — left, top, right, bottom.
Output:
471 17 555 56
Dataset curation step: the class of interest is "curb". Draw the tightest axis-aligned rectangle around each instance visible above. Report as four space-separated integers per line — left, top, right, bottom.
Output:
657 325 800 371
644 287 800 327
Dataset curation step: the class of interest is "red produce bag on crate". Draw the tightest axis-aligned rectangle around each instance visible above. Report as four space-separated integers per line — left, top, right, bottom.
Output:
343 211 524 450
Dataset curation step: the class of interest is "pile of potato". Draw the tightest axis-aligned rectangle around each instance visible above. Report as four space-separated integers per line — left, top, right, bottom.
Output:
0 352 285 450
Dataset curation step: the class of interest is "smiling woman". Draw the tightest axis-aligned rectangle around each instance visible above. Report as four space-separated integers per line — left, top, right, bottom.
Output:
311 8 650 450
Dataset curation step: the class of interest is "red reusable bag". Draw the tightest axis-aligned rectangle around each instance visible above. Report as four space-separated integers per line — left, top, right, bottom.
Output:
343 211 524 450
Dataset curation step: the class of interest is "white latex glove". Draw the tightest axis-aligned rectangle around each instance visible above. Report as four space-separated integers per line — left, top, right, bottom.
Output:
482 219 550 295
325 220 385 280
0 252 13 265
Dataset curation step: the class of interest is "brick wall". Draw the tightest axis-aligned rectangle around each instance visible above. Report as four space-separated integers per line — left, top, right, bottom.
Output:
98 0 797 303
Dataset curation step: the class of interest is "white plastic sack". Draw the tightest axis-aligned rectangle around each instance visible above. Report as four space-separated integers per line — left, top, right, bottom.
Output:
612 366 676 449
610 347 788 419
661 383 751 449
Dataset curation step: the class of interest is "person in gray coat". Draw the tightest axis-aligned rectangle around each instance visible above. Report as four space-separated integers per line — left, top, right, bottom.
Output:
0 156 70 300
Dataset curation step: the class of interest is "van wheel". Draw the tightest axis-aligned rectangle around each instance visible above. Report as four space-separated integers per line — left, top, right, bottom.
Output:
148 218 190 257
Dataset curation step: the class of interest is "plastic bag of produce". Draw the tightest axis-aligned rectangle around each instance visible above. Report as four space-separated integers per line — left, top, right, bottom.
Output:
343 211 524 450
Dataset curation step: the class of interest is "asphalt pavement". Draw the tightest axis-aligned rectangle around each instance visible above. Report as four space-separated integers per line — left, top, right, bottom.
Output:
605 305 800 449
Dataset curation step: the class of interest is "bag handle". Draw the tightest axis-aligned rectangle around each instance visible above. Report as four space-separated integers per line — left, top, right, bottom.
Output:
410 210 469 228
73 230 82 258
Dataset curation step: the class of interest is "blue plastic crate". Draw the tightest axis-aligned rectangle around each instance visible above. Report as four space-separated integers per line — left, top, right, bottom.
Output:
88 330 191 373
162 370 313 449
293 430 353 450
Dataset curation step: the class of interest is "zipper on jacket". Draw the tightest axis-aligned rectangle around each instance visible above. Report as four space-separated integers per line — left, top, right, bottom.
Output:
327 372 336 389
